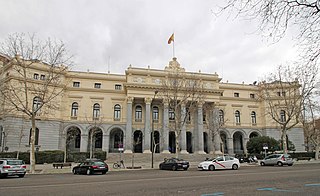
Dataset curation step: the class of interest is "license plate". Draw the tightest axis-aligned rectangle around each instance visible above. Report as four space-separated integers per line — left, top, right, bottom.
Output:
183 165 187 168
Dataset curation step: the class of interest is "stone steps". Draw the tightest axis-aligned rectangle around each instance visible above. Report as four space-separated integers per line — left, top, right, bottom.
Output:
105 153 212 169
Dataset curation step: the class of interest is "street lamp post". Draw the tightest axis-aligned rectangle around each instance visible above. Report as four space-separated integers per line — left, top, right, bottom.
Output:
151 90 158 168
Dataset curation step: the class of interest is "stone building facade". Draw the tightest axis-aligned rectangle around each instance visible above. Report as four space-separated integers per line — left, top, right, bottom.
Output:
0 55 305 155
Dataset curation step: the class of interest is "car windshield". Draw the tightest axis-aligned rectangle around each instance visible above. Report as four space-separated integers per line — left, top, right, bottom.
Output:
93 161 105 166
7 160 24 165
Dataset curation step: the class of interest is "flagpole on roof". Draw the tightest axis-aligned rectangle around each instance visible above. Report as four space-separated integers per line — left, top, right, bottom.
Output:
173 38 175 58
168 33 175 58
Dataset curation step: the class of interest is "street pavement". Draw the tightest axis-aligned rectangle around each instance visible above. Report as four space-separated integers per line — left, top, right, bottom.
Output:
26 158 320 175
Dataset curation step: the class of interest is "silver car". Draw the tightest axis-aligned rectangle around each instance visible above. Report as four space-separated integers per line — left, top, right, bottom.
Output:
0 158 27 178
260 154 293 166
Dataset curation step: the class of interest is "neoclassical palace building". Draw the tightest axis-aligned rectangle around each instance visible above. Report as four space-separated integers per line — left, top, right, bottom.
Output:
0 54 305 155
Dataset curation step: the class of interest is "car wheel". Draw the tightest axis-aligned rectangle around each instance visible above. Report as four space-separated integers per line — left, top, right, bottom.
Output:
232 164 238 170
260 162 265 166
209 165 215 171
159 165 163 170
0 173 8 178
72 169 77 175
277 162 283 166
183 168 188 171
102 171 107 175
18 174 25 178
288 163 293 166
172 165 177 171
86 169 92 175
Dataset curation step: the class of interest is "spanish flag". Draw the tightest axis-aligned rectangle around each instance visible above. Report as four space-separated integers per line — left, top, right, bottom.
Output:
168 33 174 44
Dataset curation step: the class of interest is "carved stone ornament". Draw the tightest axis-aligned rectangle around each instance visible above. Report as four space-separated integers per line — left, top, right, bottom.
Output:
165 57 185 72
127 96 133 103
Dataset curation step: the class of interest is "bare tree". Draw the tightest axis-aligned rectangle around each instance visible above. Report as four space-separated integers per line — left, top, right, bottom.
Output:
16 118 26 159
157 63 205 157
0 33 73 173
303 94 320 160
259 64 317 153
219 0 320 65
204 103 228 155
63 126 80 163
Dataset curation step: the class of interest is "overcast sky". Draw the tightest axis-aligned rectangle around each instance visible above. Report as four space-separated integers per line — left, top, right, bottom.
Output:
0 0 299 84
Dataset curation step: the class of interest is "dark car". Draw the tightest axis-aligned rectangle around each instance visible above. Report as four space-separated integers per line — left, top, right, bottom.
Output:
72 159 108 175
159 158 189 171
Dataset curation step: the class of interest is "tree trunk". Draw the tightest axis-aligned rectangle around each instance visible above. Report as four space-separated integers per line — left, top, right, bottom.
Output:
64 142 67 163
281 129 288 154
29 115 36 174
315 145 319 160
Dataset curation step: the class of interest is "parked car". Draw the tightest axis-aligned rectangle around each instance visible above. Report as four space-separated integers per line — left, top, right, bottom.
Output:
260 154 293 166
72 159 109 175
0 158 27 178
159 158 189 171
198 155 240 171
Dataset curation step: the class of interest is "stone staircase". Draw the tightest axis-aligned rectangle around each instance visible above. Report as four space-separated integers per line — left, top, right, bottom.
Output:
105 153 212 169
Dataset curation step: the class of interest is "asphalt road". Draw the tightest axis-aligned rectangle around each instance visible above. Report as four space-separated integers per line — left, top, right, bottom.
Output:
1 164 320 196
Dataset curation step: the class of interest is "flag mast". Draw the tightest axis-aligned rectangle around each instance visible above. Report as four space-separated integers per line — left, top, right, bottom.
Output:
168 33 175 58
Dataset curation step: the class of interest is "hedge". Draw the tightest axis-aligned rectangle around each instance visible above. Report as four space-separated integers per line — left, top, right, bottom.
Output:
0 151 107 164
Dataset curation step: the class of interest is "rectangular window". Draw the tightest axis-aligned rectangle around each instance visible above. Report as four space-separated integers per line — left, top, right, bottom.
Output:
34 73 39 80
234 93 239 97
94 83 101 89
250 94 255 99
73 82 80 87
115 84 122 90
40 75 45 80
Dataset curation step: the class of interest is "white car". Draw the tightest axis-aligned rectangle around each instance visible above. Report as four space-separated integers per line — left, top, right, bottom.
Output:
198 155 240 171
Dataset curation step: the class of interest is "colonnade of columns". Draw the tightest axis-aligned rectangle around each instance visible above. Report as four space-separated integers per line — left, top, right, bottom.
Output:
124 97 208 154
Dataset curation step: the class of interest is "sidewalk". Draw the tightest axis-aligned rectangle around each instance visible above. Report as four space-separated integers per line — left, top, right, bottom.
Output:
26 159 320 175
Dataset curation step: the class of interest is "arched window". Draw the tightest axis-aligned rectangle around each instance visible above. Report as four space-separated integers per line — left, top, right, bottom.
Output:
235 110 241 124
219 110 224 124
29 128 39 145
93 103 100 119
251 111 257 124
152 106 159 121
114 104 121 120
280 110 286 122
135 105 142 122
33 97 42 112
71 102 78 117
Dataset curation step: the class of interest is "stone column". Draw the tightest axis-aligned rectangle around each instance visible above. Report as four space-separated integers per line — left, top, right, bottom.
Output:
124 97 133 153
102 132 109 152
213 108 223 155
196 102 206 154
243 137 249 155
180 104 188 154
162 100 170 153
227 137 234 155
143 97 152 153
80 133 88 152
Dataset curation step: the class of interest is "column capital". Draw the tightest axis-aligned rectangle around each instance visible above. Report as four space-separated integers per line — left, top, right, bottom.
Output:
198 101 205 108
163 98 169 106
127 96 134 103
145 97 152 104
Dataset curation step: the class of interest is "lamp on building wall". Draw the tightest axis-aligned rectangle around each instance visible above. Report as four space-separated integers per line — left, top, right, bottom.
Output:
151 90 158 168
